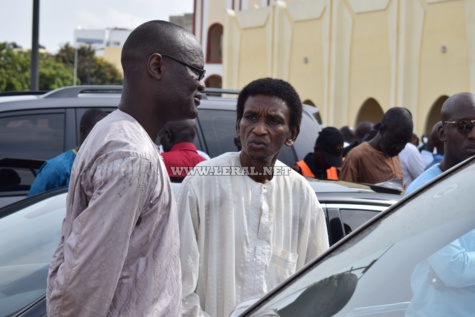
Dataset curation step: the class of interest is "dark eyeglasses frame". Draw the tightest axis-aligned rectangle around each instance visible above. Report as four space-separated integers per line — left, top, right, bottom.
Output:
443 119 475 134
160 53 206 81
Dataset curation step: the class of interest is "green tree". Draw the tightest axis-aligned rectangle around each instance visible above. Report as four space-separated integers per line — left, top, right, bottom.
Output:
57 43 123 85
0 41 123 92
39 53 74 90
0 42 31 91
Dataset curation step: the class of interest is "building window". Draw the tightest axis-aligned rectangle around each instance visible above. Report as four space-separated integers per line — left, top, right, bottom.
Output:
206 24 223 63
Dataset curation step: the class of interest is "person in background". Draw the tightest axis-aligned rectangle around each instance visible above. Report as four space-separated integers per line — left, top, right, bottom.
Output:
405 92 475 316
197 149 211 160
28 109 106 196
398 133 425 188
292 127 344 180
46 20 205 317
340 107 413 185
420 121 444 169
342 121 373 158
409 133 420 147
159 119 206 182
178 78 329 317
339 125 355 147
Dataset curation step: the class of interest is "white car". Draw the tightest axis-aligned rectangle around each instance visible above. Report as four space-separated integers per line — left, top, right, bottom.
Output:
233 155 475 316
0 179 400 317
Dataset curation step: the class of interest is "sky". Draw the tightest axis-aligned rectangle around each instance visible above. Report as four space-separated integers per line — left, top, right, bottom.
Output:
0 0 194 53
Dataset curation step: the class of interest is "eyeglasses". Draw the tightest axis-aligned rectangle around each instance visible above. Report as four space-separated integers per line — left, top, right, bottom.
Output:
160 53 206 81
443 119 475 134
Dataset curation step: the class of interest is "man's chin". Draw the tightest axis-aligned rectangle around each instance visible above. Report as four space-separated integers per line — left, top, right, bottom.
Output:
244 150 278 164
173 107 198 120
189 105 199 118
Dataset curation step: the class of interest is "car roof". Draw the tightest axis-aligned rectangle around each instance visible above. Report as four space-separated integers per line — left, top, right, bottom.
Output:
306 178 401 205
0 91 47 103
0 85 320 116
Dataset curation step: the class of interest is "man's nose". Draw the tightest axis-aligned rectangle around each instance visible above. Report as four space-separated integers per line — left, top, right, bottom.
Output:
198 80 206 91
252 119 267 135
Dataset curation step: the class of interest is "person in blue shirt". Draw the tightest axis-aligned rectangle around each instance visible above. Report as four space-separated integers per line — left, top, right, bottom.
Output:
420 121 444 171
28 109 106 196
405 92 475 317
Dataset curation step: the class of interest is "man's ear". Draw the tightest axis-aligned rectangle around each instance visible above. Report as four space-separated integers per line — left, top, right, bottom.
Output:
286 126 300 147
235 119 241 136
438 123 446 142
165 129 173 143
148 53 163 80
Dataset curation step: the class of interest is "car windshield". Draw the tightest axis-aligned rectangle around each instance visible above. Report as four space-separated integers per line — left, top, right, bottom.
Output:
245 157 475 316
0 193 66 317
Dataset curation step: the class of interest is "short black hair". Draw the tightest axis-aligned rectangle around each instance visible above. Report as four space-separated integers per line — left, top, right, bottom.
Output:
381 107 413 138
382 107 412 129
236 78 302 130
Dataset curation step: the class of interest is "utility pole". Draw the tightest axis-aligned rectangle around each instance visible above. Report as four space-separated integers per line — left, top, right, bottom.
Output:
30 0 40 91
73 47 78 85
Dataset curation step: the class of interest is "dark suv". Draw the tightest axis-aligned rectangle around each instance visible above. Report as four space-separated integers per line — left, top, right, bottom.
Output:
0 85 322 206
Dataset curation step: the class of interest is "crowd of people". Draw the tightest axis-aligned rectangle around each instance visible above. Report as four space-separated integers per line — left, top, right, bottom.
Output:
20 19 474 317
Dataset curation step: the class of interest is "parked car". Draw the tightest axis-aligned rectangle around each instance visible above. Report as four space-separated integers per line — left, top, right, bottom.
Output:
0 91 46 103
231 155 475 317
0 85 322 207
0 178 400 317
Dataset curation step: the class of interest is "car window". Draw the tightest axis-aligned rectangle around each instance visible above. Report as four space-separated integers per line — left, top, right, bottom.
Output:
322 199 393 246
0 112 65 161
244 159 475 316
0 193 66 317
0 158 43 195
198 109 238 157
339 207 382 234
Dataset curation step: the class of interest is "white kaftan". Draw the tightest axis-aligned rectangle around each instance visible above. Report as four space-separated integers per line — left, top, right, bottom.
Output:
178 152 329 317
47 110 182 317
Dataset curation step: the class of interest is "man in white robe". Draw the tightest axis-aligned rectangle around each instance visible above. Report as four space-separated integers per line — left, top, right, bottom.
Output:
46 20 206 316
178 78 329 317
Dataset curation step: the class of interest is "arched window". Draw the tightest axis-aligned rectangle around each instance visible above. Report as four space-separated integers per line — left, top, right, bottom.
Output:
205 75 222 89
355 98 384 126
206 24 223 63
302 99 322 124
425 95 448 135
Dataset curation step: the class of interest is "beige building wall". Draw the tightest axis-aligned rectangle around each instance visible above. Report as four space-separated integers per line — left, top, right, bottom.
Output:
222 0 475 135
103 46 123 76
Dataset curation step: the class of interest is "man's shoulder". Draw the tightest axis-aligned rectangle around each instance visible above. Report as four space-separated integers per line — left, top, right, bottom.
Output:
196 151 239 167
405 164 442 195
400 143 421 158
49 149 75 160
345 142 370 159
169 142 198 152
44 150 76 169
85 111 156 157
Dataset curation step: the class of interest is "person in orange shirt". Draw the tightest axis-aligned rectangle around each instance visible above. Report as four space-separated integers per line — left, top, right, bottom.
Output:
293 127 344 180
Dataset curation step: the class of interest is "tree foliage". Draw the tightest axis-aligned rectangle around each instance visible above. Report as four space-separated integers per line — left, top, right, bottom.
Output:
0 43 31 91
0 42 123 92
56 44 123 86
